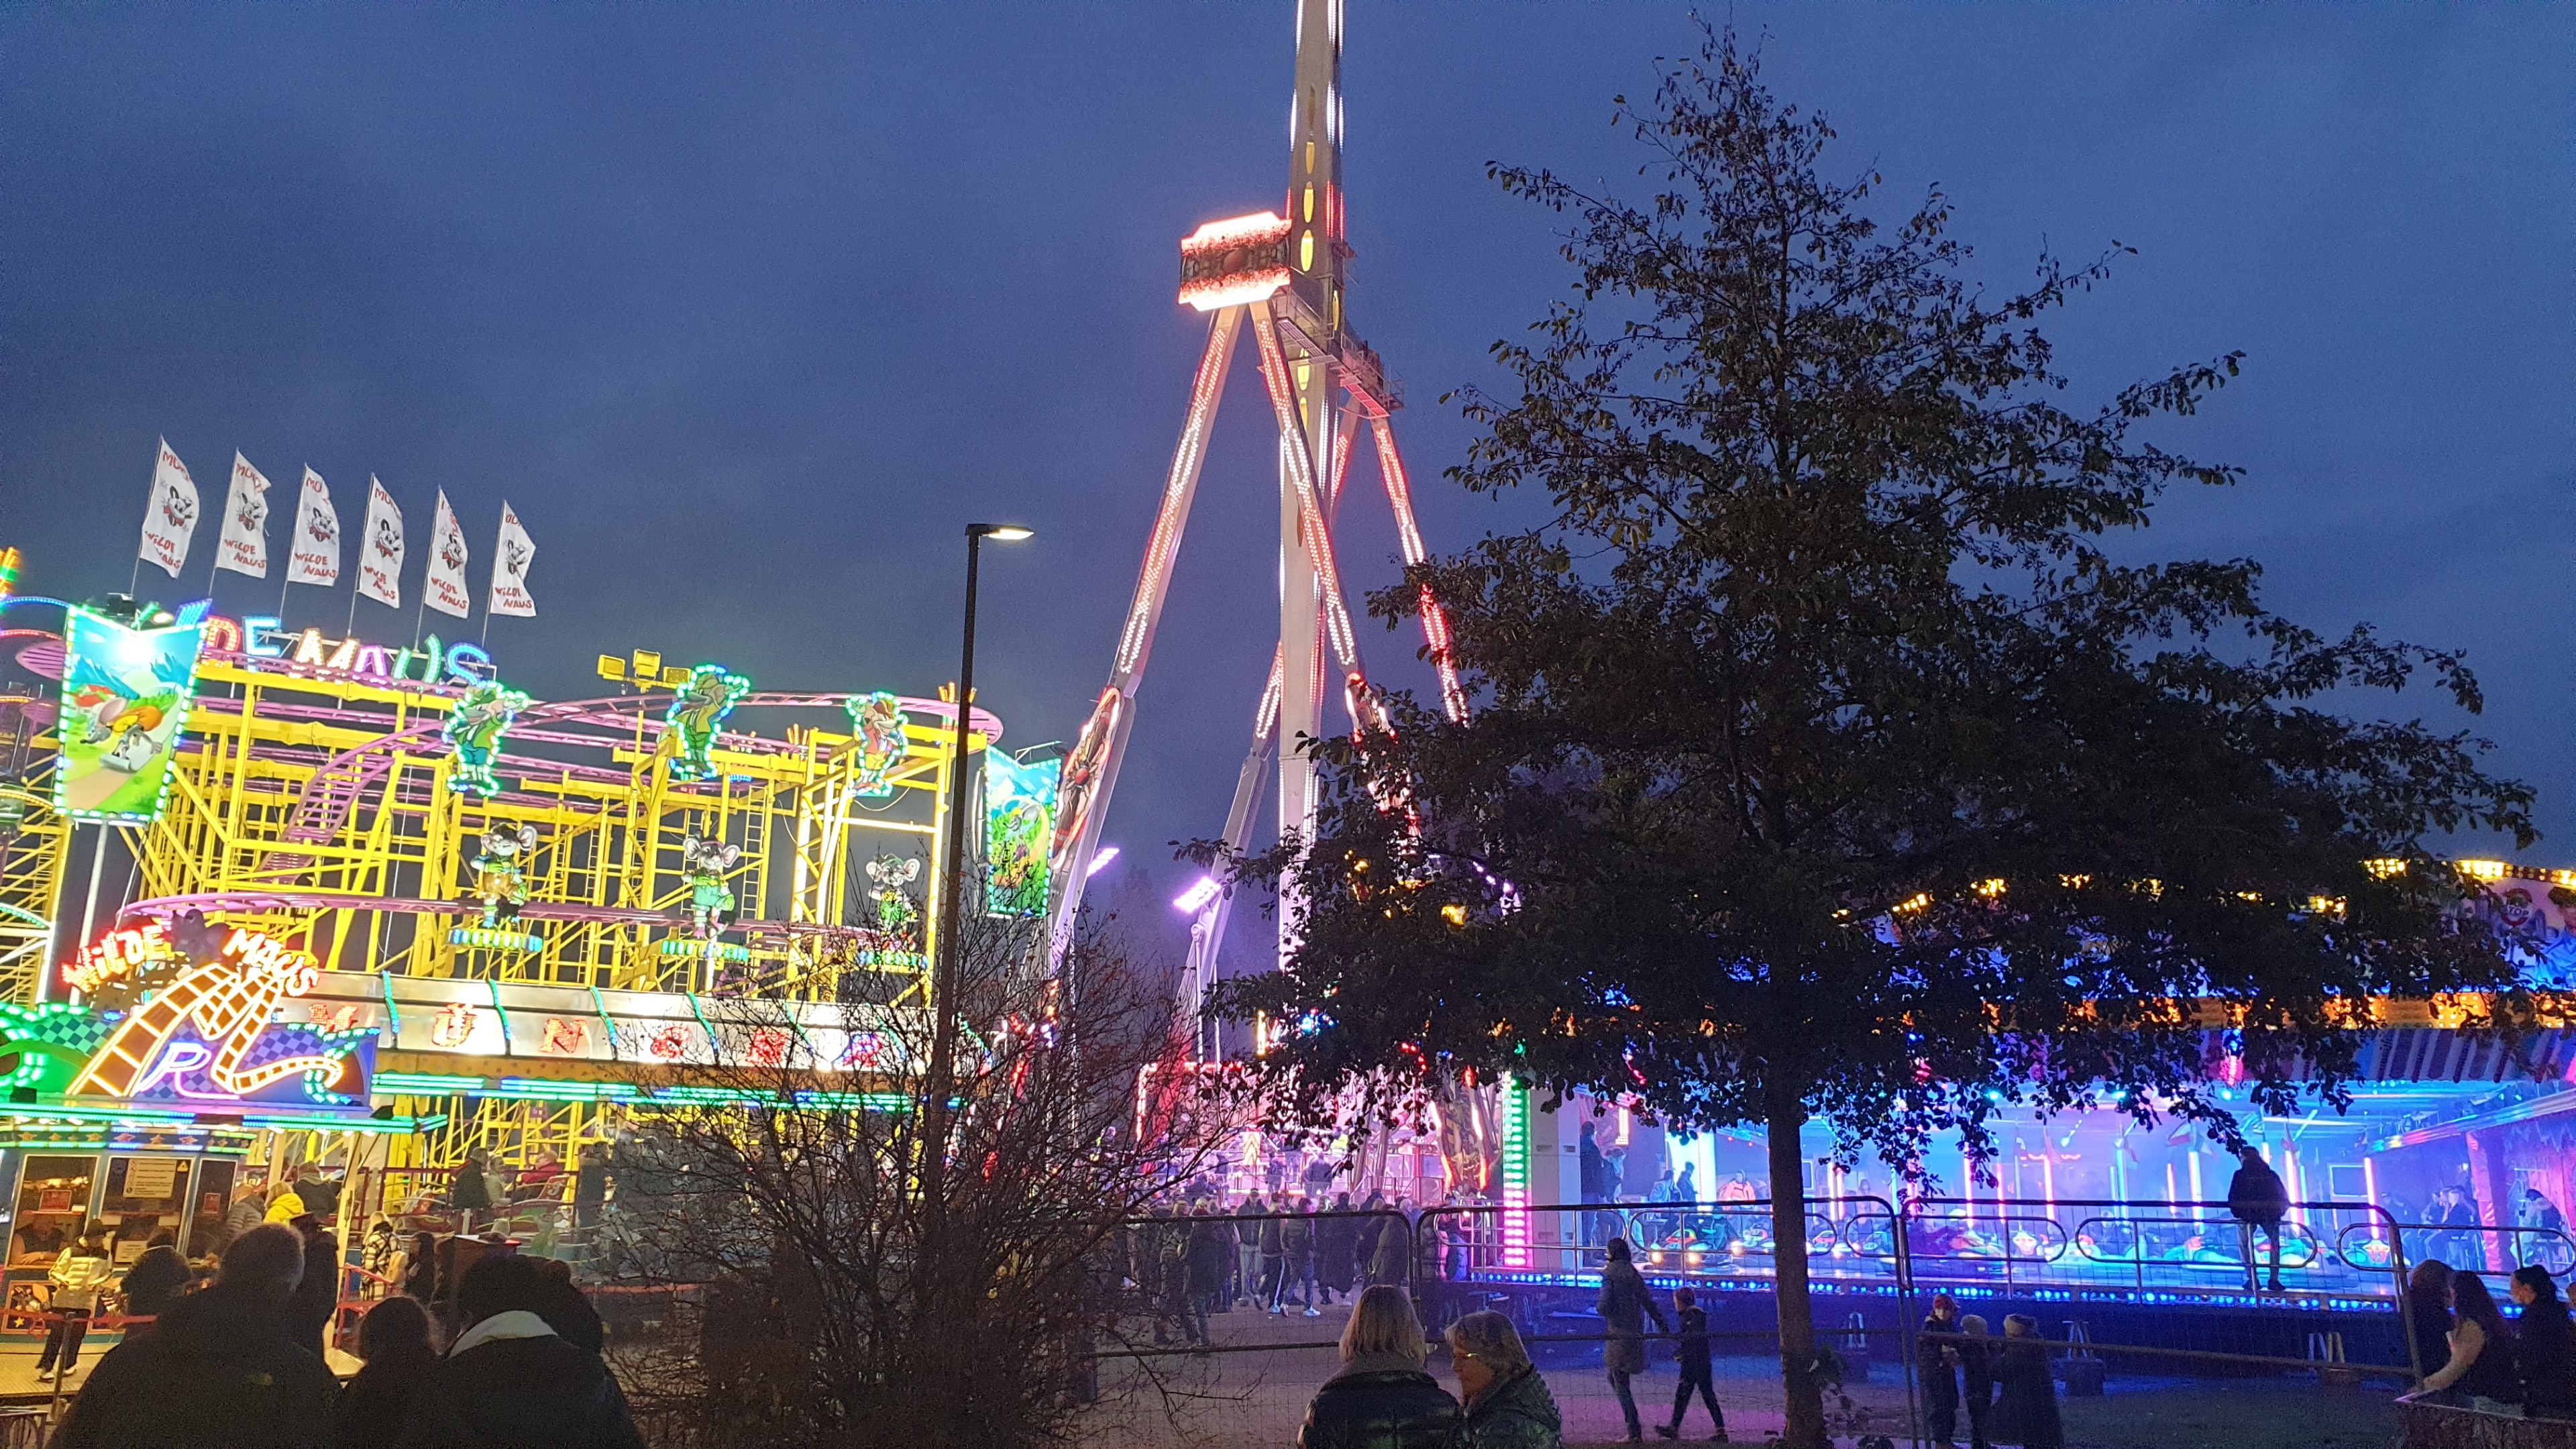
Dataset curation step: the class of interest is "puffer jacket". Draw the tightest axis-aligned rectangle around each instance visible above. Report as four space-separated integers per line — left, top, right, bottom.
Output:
1296 1353 1461 1449
1460 1363 1562 1449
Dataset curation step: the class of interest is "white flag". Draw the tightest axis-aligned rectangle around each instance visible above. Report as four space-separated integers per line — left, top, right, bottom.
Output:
488 503 537 619
138 439 199 580
215 452 272 579
424 488 472 619
357 477 404 608
286 468 341 586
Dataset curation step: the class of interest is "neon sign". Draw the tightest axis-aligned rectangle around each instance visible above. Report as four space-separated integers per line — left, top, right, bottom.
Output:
203 615 495 688
65 922 171 996
60 924 371 1109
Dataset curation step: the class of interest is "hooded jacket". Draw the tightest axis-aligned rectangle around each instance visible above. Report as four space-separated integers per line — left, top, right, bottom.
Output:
396 1313 644 1449
51 1283 339 1449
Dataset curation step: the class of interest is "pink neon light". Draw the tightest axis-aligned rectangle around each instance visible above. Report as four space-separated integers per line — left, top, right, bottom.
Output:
1368 417 1468 723
1175 876 1222 913
1254 647 1283 743
1248 304 1364 674
1116 309 1242 680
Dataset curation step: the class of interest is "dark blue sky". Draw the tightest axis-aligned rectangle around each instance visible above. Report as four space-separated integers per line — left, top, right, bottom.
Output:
4 4 2569 910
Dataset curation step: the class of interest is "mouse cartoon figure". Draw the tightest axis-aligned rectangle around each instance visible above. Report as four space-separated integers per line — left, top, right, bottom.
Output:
680 832 745 939
472 824 540 926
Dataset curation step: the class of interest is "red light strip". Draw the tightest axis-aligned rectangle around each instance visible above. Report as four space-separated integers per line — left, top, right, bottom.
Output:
1248 303 1364 674
1367 415 1468 722
1115 307 1244 681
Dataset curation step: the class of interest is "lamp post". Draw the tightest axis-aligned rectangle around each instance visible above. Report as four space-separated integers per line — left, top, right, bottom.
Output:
919 522 1030 1235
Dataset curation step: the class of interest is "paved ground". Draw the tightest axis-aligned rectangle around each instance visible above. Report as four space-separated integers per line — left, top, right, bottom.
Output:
1076 1300 2404 1449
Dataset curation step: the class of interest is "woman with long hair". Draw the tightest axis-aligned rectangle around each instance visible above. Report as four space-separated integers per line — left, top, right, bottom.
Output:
2422 1271 2519 1411
1296 1285 1460 1449
338 1295 442 1445
2514 1265 2575 1419
2406 1258 2455 1382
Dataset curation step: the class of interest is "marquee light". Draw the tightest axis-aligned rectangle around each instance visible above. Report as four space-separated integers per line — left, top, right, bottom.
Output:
1178 211 1293 311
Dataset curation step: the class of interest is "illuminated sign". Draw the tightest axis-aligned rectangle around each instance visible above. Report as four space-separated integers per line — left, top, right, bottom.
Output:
55 608 206 823
65 923 172 996
1178 212 1293 311
202 616 495 688
56 925 371 1110
983 752 1060 918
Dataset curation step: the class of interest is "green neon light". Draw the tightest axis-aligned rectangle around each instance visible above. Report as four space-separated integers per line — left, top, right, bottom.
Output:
792 1090 913 1113
449 926 543 953
657 938 751 963
241 1112 429 1134
374 1072 486 1093
492 1078 638 1102
645 1085 779 1106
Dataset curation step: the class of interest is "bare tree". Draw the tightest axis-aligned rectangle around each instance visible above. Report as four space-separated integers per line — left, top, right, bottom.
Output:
596 910 1241 1449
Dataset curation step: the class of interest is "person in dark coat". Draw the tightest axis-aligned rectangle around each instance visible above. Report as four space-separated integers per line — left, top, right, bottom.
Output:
52 1224 339 1449
1283 1199 1318 1314
448 1155 492 1225
402 1231 440 1305
1296 1285 1460 1449
529 1258 606 1355
1260 1208 1289 1313
296 1167 342 1228
286 1214 341 1361
1320 1193 1358 1303
2226 1147 2290 1292
117 1229 195 1328
1578 1122 1608 1240
395 1253 643 1449
2406 1260 2455 1382
1960 1314 1997 1449
2514 1265 2576 1419
1189 1210 1235 1316
1991 1314 2061 1449
1917 1291 1965 1446
1446 1310 1562 1449
1354 1192 1387 1285
1656 1285 1721 1440
1597 1238 1668 1444
340 1295 441 1448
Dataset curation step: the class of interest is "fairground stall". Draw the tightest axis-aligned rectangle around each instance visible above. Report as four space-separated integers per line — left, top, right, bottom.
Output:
0 566 1062 1314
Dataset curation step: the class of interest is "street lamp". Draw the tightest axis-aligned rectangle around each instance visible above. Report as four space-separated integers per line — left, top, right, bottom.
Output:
920 521 1031 1231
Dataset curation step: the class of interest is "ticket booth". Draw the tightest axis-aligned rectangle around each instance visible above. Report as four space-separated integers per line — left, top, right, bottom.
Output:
0 1121 256 1326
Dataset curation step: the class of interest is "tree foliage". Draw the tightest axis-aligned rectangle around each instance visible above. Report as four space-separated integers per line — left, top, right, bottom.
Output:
1215 25 2534 1448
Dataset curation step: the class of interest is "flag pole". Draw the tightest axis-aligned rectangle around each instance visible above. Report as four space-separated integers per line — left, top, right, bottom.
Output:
345 581 360 638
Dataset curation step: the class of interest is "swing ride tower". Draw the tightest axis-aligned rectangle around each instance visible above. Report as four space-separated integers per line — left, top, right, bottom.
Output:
1044 0 1466 1056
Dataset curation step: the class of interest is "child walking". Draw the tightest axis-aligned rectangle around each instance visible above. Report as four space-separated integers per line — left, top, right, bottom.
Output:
1656 1285 1725 1441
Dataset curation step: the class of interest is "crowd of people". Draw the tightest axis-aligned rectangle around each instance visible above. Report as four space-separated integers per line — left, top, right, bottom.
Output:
31 1215 639 1448
1917 1293 2063 1449
1130 1192 1479 1348
2404 1257 2576 1420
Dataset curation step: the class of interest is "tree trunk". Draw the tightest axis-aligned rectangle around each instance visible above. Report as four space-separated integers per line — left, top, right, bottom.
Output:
1768 1087 1827 1449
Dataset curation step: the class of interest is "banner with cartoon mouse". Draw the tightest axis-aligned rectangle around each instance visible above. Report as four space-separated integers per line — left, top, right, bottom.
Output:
54 608 205 823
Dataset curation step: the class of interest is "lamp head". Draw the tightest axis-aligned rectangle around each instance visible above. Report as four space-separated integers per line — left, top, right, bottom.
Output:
969 523 1034 541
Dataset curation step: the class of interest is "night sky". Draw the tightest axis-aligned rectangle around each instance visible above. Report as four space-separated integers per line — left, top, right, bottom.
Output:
3 5 2569 936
